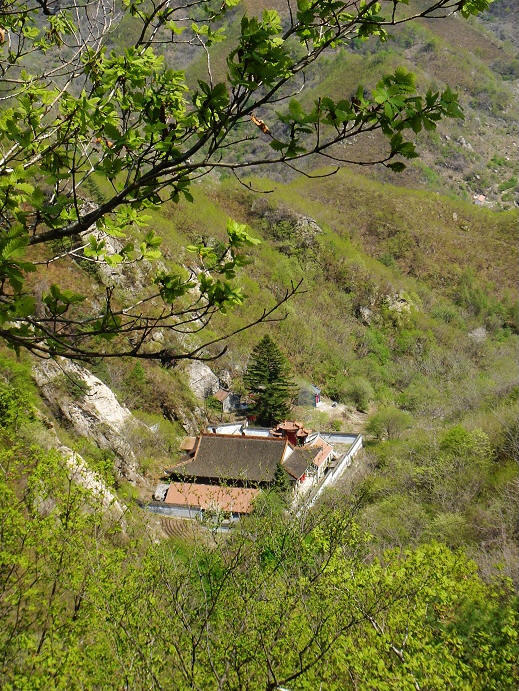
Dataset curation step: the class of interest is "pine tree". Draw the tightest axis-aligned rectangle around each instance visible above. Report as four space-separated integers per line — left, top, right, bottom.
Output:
244 335 295 426
273 462 291 500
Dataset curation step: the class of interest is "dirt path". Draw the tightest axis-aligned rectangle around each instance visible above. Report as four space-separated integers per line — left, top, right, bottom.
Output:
317 397 369 430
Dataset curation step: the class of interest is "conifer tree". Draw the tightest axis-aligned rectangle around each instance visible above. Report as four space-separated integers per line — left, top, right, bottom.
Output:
244 335 295 426
273 462 291 500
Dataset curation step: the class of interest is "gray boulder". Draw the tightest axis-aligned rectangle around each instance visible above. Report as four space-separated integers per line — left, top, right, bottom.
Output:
184 360 220 399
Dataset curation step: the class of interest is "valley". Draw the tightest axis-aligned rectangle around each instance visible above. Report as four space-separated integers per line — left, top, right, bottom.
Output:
0 0 517 687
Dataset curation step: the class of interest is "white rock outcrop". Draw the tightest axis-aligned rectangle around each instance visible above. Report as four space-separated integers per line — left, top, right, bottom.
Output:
358 306 373 325
33 358 141 482
468 326 487 343
61 445 127 522
218 368 233 390
184 360 220 399
383 292 412 314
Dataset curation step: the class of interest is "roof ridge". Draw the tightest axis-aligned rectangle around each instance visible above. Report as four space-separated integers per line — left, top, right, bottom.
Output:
201 431 286 442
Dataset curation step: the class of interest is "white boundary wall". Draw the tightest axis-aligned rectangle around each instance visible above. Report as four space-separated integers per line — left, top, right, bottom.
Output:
206 423 272 437
300 434 363 513
319 432 358 445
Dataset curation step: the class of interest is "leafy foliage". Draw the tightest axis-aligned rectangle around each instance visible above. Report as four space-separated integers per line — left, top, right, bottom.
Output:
273 461 291 499
367 405 413 439
328 375 374 411
0 355 36 429
0 0 491 361
0 420 517 688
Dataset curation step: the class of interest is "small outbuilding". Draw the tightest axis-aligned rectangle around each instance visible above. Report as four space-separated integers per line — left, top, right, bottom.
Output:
298 385 321 408
213 389 241 413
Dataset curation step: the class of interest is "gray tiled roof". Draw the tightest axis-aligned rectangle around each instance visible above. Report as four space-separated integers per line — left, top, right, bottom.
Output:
171 434 288 483
283 448 316 479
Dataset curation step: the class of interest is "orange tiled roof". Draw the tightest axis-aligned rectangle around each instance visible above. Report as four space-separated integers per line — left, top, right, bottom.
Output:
214 389 230 402
273 420 311 434
165 482 259 514
308 437 333 468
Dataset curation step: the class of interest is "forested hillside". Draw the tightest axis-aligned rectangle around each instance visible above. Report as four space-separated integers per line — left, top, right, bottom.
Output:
0 0 517 687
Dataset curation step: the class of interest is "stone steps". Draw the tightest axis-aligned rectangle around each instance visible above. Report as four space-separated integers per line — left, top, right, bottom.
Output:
160 516 202 541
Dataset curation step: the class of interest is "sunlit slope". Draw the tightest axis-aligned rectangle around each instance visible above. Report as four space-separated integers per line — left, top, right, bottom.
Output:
150 170 517 423
178 3 517 204
295 11 517 200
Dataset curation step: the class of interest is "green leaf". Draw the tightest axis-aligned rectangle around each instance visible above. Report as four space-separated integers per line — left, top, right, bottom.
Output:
270 139 286 151
387 161 406 172
373 87 388 104
13 295 35 318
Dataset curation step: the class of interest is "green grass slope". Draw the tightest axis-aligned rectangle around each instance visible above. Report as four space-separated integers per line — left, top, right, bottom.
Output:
149 168 518 579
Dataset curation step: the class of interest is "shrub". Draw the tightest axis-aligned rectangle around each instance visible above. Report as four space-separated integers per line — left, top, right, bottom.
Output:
394 329 428 356
379 252 396 267
0 382 32 430
498 176 517 192
56 373 90 400
398 378 443 415
347 377 375 412
454 269 506 321
361 494 428 546
367 407 413 440
325 375 348 403
0 356 37 430
431 302 465 327
439 425 491 460
358 328 391 364
492 56 519 80
206 396 222 415
327 375 374 412
425 512 472 549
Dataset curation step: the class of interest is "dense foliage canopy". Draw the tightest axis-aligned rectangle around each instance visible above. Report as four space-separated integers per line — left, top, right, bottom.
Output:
1 420 517 689
1 2 517 688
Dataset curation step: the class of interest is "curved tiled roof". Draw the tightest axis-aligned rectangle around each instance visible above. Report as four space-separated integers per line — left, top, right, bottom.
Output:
283 448 315 479
308 437 333 468
171 433 288 483
165 482 259 514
